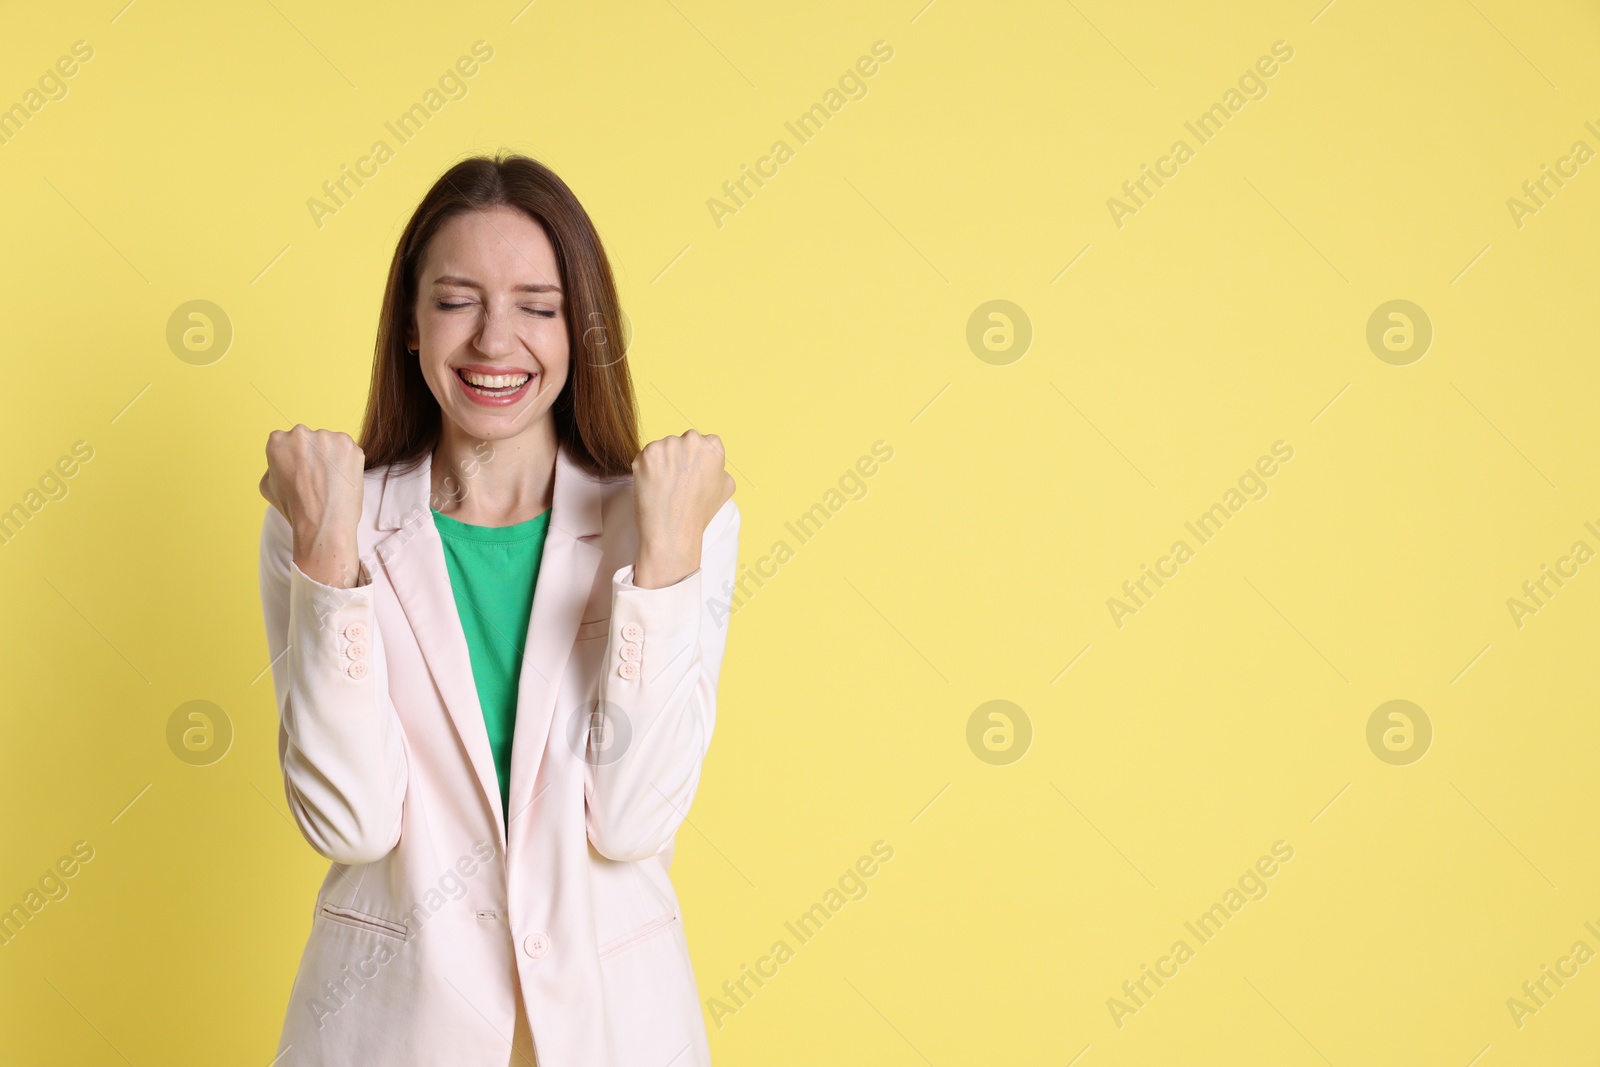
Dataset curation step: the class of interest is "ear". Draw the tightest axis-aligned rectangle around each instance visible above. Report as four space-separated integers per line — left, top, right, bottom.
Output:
405 316 418 353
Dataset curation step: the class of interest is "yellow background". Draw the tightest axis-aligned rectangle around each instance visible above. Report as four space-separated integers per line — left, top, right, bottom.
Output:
2 0 1598 1063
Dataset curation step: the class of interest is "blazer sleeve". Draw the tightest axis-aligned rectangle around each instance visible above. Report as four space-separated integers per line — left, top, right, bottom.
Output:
584 498 740 862
259 506 409 865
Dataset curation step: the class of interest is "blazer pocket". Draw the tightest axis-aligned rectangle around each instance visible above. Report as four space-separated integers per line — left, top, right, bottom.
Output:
575 616 611 642
320 903 408 942
599 911 680 961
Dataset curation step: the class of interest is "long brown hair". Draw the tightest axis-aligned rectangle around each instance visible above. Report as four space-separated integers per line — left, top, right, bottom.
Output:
359 152 638 478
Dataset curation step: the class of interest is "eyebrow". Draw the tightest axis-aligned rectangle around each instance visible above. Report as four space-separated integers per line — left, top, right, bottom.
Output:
431 274 562 294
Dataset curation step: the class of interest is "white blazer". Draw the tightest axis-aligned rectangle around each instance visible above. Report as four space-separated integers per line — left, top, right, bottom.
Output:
258 440 739 1065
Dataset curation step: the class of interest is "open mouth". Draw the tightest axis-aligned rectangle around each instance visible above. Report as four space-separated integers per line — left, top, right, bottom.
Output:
454 366 534 405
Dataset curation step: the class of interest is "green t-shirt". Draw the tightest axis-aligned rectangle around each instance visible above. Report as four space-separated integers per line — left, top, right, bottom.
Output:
431 506 552 821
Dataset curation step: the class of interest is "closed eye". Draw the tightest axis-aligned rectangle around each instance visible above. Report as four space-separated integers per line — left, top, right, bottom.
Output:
435 301 557 318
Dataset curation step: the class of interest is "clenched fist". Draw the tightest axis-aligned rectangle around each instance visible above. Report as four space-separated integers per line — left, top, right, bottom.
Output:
260 426 366 589
631 431 736 589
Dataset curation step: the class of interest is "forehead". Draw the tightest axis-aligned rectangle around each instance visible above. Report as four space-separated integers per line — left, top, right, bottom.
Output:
421 205 561 289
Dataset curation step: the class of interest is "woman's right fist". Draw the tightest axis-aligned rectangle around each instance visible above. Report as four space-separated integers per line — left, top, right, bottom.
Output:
260 426 366 589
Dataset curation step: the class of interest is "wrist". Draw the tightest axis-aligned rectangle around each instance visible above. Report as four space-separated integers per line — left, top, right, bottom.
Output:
293 533 362 589
633 544 700 590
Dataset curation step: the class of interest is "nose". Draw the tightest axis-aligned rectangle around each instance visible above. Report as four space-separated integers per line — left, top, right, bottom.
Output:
475 299 520 359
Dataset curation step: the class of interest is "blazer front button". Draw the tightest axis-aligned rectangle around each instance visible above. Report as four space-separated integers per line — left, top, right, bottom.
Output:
523 932 550 958
621 622 642 642
346 661 369 680
619 642 641 662
618 661 639 680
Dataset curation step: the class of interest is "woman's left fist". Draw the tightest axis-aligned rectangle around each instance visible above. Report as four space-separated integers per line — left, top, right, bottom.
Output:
631 431 736 589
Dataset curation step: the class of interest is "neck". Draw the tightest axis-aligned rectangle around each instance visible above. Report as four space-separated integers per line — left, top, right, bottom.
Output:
431 416 558 526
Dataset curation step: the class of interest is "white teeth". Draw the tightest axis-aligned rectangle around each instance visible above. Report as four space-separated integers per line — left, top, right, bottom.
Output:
460 370 531 389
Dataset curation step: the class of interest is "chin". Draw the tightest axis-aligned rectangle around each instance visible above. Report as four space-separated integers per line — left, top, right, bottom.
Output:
453 409 528 440
475 397 558 433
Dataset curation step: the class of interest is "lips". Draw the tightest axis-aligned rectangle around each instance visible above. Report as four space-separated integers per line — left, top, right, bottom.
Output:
454 365 534 406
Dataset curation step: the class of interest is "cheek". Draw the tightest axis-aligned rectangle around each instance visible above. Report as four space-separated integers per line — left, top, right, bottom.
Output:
417 346 448 382
421 307 463 345
538 323 573 377
416 347 458 403
416 310 462 370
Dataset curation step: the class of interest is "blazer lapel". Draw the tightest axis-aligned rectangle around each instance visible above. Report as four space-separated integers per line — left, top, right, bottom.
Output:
505 443 605 831
373 452 507 842
371 442 609 842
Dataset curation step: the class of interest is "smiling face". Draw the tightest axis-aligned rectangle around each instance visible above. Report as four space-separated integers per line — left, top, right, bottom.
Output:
408 204 571 446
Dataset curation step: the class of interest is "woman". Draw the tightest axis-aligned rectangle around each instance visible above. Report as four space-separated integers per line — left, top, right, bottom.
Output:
257 153 738 1066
